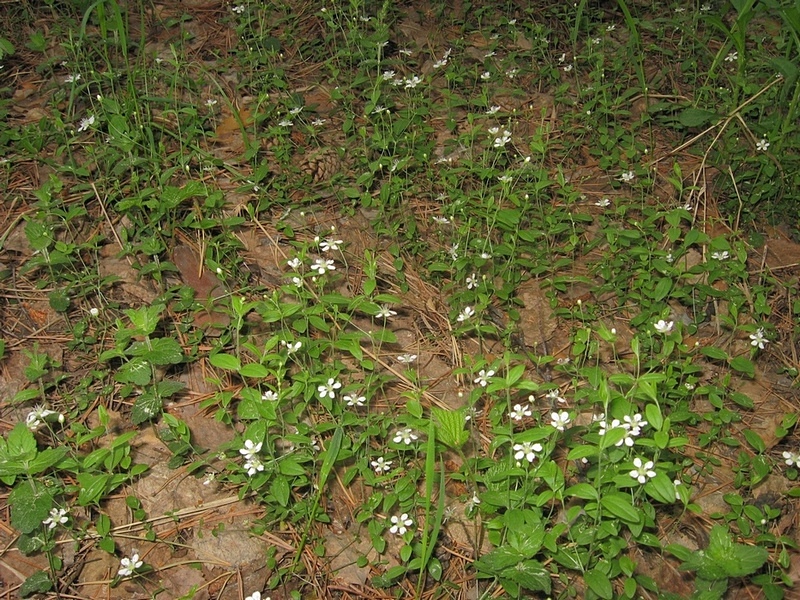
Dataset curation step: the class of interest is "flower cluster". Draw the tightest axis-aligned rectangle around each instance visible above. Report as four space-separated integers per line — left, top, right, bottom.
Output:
598 413 648 447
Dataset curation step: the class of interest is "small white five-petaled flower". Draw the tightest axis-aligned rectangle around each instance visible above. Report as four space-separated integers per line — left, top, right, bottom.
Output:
239 439 262 461
550 411 571 431
389 513 413 535
509 403 532 421
42 508 68 530
344 394 366 407
77 115 95 132
317 378 342 399
393 428 418 445
756 138 770 152
783 451 800 468
397 353 417 364
474 369 495 387
311 258 335 274
457 306 475 322
513 441 543 464
371 457 392 473
629 457 656 484
245 592 270 600
118 553 143 577
710 250 730 261
376 305 397 319
595 198 611 207
749 327 768 349
654 319 674 334
619 170 635 183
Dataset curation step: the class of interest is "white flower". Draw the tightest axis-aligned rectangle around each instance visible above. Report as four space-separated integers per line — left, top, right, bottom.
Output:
595 198 611 207
398 48 413 56
289 106 303 115
291 276 303 287
654 319 674 334
710 250 730 261
506 68 519 78
262 390 278 402
205 98 218 107
344 394 366 407
239 439 262 461
376 305 397 319
77 115 95 132
404 75 423 89
372 105 387 114
244 457 264 476
317 378 342 399
480 252 492 259
42 508 68 530
700 2 712 11
725 51 738 62
481 71 491 80
397 353 417 364
371 457 392 473
563 64 573 72
486 105 501 115
65 73 81 83
674 479 684 500
320 238 343 252
393 428 418 445
513 441 543 463
629 457 656 484
474 369 495 387
449 243 459 260
509 403 532 421
231 4 245 13
783 451 800 467
389 513 413 535
550 411 571 431
432 215 451 224
311 258 335 274
118 553 143 577
311 118 327 126
750 327 768 349
606 24 616 31
756 138 770 152
466 273 478 290
498 174 512 183
545 390 566 404
25 405 58 431
624 413 648 436
286 257 302 270
456 306 475 322
666 252 674 263
619 170 635 183
245 593 270 600
281 340 302 354
493 130 512 148
278 119 293 127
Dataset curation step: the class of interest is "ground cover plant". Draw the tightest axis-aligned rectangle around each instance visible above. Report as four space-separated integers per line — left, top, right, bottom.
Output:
1 0 800 598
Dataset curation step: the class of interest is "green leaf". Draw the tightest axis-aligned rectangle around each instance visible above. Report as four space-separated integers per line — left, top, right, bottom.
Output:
645 472 678 504
507 559 551 594
131 392 162 425
20 570 52 597
729 356 755 378
28 446 68 475
585 568 613 599
137 337 184 365
678 108 719 127
77 472 111 506
10 480 53 533
565 483 599 500
239 363 269 378
431 407 469 450
645 403 663 431
278 458 306 476
601 493 641 523
742 429 766 454
271 475 290 507
115 357 152 385
701 347 729 361
209 353 241 371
